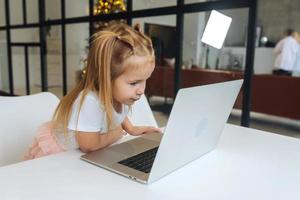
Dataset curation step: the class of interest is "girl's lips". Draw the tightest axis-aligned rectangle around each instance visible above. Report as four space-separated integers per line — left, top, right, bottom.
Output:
131 97 140 102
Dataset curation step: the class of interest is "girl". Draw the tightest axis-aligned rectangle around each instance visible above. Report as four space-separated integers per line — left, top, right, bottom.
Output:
24 23 161 159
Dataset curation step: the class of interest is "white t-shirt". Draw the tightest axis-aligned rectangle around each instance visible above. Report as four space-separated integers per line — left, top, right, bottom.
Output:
55 91 129 149
293 44 300 73
68 91 128 133
274 36 299 71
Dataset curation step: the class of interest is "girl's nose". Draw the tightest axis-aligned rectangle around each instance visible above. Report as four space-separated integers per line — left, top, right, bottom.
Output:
137 83 146 95
136 88 144 95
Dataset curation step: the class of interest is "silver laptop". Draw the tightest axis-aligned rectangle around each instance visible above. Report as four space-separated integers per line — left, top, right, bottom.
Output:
81 79 243 184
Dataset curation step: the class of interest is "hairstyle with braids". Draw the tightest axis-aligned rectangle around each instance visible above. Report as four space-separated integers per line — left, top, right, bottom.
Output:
53 22 154 136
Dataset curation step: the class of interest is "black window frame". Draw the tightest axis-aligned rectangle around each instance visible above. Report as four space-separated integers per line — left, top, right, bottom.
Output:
0 0 257 127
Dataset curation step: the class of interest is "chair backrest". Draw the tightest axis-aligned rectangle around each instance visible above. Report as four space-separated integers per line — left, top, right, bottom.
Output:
127 94 158 127
0 92 59 166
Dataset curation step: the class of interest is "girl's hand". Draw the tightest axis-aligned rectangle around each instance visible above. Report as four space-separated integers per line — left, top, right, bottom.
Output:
127 126 162 136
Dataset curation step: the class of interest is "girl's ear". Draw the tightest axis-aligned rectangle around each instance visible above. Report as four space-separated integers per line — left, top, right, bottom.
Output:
133 23 142 33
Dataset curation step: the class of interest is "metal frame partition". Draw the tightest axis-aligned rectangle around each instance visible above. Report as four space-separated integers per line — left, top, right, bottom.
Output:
0 0 257 127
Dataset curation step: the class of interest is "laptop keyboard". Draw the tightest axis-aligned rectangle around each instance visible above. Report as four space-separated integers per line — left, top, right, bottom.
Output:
118 147 159 173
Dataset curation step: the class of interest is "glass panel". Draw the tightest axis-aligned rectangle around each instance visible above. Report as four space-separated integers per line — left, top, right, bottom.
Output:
10 0 23 25
66 0 89 18
66 23 89 92
218 8 248 71
46 25 63 98
12 47 42 95
183 9 248 71
183 9 248 125
12 47 26 95
0 0 5 26
250 1 300 136
133 15 177 127
26 0 39 24
46 0 61 20
132 0 176 11
11 28 40 43
0 31 9 93
28 47 41 94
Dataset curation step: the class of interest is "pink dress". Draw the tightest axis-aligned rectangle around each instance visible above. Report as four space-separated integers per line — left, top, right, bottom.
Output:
23 122 66 160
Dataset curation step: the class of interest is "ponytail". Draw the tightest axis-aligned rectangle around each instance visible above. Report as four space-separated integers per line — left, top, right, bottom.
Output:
93 32 120 130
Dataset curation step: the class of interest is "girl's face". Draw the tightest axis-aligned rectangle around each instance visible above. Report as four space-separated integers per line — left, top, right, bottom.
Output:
112 55 154 107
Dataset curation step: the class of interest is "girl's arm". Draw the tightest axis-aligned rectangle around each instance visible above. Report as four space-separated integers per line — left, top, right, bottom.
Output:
122 117 162 136
76 126 124 153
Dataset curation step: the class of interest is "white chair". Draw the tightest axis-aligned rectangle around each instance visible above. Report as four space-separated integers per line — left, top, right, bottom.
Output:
128 94 158 127
0 92 59 166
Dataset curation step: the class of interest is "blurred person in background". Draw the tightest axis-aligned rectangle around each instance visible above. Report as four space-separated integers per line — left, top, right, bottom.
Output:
292 32 300 76
273 29 299 76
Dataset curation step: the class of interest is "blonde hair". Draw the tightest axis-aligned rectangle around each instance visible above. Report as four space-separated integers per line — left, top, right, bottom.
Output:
53 22 154 135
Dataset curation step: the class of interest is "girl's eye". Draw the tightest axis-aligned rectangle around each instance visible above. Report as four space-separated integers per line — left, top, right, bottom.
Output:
130 82 138 86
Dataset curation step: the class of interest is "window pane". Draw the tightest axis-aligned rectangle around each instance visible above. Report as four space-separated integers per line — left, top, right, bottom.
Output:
26 0 39 24
11 46 42 95
252 1 300 135
66 0 89 18
0 31 9 92
46 0 61 20
0 0 5 26
28 47 41 95
46 25 63 98
10 0 23 25
66 23 89 92
182 9 248 71
183 9 248 125
11 28 40 43
132 0 176 11
12 47 26 95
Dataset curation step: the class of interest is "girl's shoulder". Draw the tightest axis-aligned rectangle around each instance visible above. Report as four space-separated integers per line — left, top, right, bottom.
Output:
73 90 103 110
84 90 99 101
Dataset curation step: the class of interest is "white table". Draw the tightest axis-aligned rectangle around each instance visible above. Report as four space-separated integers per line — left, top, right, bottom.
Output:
0 124 299 200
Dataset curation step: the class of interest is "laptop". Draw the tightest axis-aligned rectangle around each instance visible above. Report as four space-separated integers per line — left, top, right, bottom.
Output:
81 79 243 184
